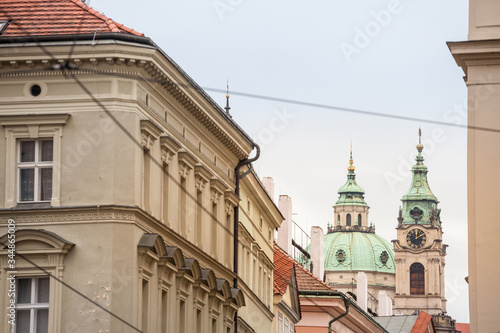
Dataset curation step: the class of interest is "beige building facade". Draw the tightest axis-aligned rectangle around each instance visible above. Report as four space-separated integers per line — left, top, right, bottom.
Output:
449 0 500 331
0 1 281 332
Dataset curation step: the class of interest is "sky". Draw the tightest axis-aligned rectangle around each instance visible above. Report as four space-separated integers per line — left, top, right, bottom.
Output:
90 0 470 323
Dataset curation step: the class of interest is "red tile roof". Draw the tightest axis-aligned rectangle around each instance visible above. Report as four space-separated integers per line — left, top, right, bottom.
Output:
0 0 143 37
455 323 470 333
410 311 433 333
274 243 336 294
294 260 337 292
274 244 295 295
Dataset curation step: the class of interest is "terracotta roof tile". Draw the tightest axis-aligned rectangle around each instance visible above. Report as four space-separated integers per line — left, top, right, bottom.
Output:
410 311 433 333
294 261 337 292
274 243 336 294
273 244 295 296
455 323 470 333
0 0 143 37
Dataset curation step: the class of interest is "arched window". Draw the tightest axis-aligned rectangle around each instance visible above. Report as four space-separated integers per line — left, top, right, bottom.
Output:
410 263 425 295
346 214 351 226
358 214 362 226
337 214 340 224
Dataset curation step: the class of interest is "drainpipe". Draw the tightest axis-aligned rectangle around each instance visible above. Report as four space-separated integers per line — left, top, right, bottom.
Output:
298 290 350 333
233 143 260 333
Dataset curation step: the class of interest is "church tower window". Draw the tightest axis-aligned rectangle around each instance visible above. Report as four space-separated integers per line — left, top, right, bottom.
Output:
410 262 425 295
358 214 362 226
346 214 351 226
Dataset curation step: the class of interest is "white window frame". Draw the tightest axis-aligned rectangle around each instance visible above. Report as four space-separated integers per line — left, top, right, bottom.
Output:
1 114 69 208
17 139 53 202
14 276 50 333
0 229 74 333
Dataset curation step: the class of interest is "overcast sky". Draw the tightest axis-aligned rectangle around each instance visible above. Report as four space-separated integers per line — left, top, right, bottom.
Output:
91 0 470 322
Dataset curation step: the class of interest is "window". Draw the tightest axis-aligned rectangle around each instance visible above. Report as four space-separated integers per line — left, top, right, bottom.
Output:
1 113 69 208
196 190 203 246
346 214 351 226
278 312 283 333
142 279 149 332
0 20 10 35
16 277 50 333
212 202 218 258
18 139 53 202
358 214 362 226
410 262 425 295
142 149 151 212
161 290 168 333
285 318 290 333
162 164 170 224
0 230 73 332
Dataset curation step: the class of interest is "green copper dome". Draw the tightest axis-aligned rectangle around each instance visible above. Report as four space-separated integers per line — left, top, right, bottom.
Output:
335 147 368 207
324 232 395 273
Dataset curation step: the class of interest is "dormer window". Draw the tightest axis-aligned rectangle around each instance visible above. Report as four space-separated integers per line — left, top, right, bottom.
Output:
0 20 9 35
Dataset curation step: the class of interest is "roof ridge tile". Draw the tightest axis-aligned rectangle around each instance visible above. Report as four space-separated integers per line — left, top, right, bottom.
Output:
0 0 144 37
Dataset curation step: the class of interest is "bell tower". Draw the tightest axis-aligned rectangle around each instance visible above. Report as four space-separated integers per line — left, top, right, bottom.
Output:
393 130 448 315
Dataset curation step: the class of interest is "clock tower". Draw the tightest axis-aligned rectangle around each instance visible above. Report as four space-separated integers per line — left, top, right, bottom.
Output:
393 131 448 315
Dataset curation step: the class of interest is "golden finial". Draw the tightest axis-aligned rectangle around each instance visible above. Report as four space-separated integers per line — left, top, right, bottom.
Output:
348 140 355 171
417 127 424 151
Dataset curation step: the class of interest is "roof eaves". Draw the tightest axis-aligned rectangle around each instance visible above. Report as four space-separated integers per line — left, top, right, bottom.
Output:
69 0 143 36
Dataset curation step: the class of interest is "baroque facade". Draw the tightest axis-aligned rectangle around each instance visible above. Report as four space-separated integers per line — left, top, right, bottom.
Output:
0 1 281 332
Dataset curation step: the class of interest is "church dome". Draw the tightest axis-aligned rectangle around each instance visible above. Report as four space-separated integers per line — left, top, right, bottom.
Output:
324 231 396 273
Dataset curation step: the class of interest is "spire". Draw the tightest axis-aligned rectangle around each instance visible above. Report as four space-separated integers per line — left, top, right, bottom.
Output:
399 129 440 225
335 142 367 207
348 140 355 172
224 79 232 118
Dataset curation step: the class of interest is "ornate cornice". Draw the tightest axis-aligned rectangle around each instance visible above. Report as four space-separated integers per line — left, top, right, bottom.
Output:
327 225 375 234
0 51 250 160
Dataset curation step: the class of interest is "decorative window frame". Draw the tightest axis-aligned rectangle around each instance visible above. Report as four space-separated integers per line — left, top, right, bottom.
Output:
1 114 70 208
0 229 74 333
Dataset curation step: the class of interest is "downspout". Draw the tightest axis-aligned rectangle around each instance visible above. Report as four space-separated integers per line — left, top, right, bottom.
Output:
233 143 261 333
328 297 350 333
298 290 350 333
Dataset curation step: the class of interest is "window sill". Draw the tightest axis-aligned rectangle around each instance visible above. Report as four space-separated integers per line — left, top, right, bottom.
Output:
14 202 51 209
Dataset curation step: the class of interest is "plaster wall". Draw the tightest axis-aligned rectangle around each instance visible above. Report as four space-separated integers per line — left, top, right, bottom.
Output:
465 64 500 332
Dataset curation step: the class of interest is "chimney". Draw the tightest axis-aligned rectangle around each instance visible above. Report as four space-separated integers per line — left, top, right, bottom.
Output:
357 271 368 312
261 177 274 202
310 226 324 280
277 195 293 256
378 290 393 316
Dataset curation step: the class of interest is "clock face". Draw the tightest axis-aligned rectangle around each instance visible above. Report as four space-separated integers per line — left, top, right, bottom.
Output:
406 228 426 249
